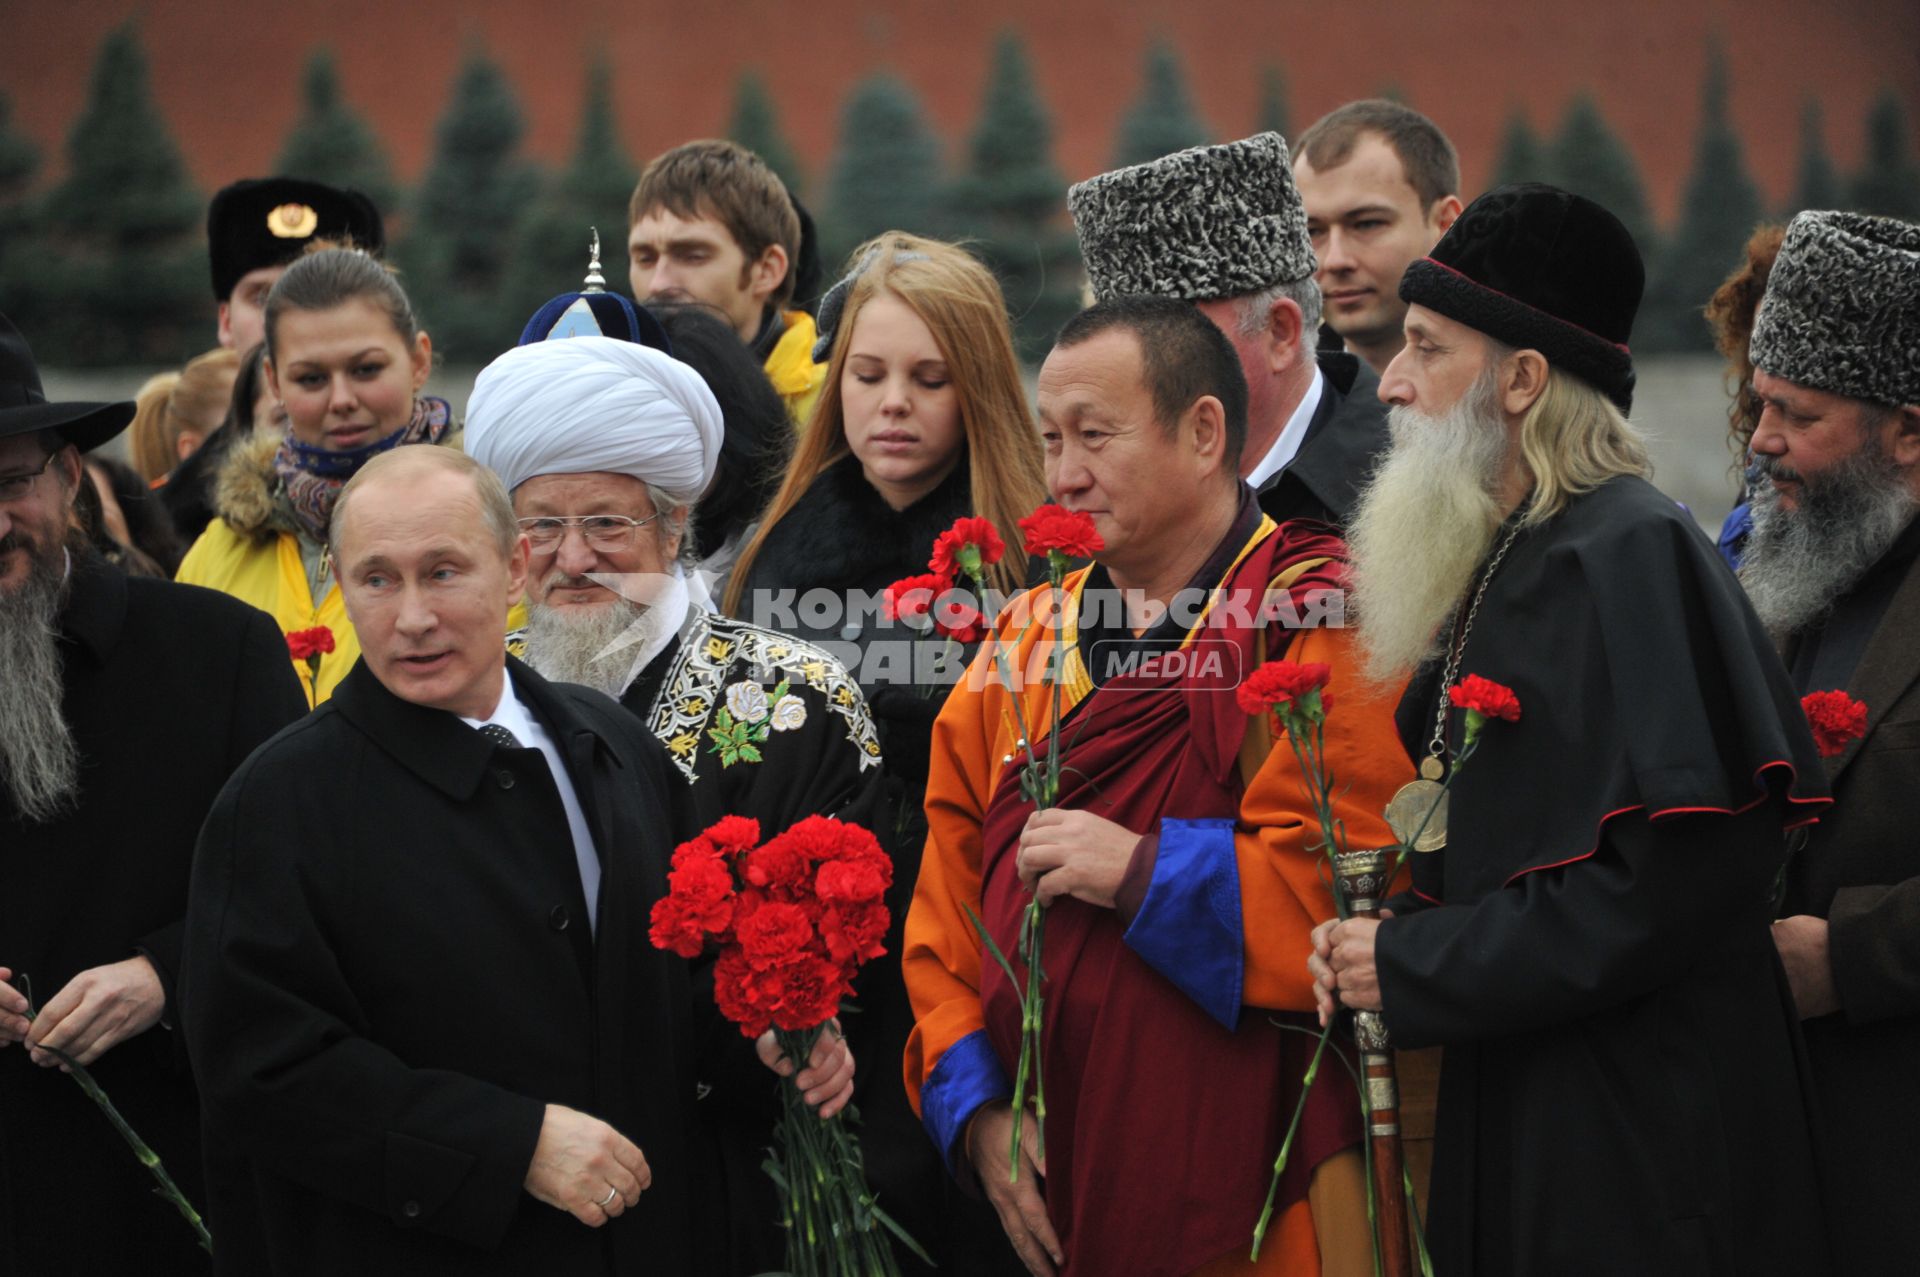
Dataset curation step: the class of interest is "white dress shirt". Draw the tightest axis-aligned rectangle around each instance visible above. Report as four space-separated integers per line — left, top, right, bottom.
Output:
1246 365 1327 492
462 675 602 934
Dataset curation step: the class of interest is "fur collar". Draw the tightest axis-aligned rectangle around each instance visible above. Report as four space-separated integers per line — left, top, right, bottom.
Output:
213 429 299 542
749 453 973 592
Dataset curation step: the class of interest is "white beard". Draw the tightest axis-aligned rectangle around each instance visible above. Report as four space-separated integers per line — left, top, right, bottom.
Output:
1739 443 1918 640
523 595 676 700
0 547 80 823
1347 367 1509 686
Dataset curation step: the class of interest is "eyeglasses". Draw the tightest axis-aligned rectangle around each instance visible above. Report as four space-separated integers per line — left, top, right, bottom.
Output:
517 513 662 552
0 453 59 505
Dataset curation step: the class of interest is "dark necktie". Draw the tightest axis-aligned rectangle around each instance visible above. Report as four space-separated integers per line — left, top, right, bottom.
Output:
479 723 522 751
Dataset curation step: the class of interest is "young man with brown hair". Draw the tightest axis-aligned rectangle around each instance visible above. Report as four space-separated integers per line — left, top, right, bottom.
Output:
627 140 824 424
1294 100 1463 375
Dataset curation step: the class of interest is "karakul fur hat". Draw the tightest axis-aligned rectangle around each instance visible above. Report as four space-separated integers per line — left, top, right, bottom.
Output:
1399 183 1642 411
1068 132 1315 301
1750 209 1920 407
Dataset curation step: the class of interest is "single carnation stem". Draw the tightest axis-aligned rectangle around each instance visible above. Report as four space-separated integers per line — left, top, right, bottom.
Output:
1249 1018 1333 1260
20 1001 212 1254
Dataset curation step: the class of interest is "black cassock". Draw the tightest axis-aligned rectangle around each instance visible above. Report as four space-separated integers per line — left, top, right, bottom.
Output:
2 554 304 1275
1373 477 1835 1276
181 658 700 1276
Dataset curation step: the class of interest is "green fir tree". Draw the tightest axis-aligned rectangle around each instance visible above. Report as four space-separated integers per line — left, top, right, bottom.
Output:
1549 93 1658 258
1256 63 1290 141
1848 89 1920 221
822 73 945 268
403 45 540 362
949 31 1081 359
1111 41 1209 168
1490 108 1549 188
0 93 38 204
1642 41 1765 352
24 23 205 364
274 49 402 214
728 69 806 198
1787 100 1841 215
502 58 638 325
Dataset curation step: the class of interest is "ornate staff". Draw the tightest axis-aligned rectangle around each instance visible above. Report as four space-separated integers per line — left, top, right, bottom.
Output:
1332 848 1413 1277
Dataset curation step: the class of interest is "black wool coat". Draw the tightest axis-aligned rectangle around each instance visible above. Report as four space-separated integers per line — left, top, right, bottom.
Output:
179 658 699 1276
1 552 306 1276
1780 540 1920 1272
1255 350 1391 529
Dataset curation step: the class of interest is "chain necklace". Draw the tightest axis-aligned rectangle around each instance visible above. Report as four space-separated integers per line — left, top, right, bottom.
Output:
1382 512 1527 852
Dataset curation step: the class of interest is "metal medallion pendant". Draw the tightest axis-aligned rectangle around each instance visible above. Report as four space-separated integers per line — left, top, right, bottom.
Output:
1385 755 1448 852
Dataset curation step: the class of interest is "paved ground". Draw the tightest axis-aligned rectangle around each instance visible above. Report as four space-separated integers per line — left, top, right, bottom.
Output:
47 352 1750 541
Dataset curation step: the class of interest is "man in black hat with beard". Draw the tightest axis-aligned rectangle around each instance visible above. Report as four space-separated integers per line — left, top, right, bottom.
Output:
1307 185 1836 1274
1739 209 1920 1271
0 313 307 1272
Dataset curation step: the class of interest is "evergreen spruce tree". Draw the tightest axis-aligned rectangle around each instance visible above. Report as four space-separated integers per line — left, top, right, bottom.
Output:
402 45 540 361
1642 42 1764 352
949 31 1081 359
728 69 806 198
822 73 944 267
274 49 401 214
25 23 205 364
0 93 44 335
1549 93 1658 259
1787 100 1841 215
0 93 37 204
1256 63 1290 141
1490 108 1549 187
1111 41 1209 168
502 58 638 326
1848 89 1920 221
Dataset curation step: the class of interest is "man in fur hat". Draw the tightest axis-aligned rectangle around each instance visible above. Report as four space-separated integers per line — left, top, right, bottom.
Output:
0 313 305 1272
1310 185 1835 1274
206 176 385 354
1740 209 1920 1271
1069 133 1390 529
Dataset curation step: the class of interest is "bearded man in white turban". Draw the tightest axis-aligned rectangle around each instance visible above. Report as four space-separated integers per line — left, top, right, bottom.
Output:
464 333 884 1275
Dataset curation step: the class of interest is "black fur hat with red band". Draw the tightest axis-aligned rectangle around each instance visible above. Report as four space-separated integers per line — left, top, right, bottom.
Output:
1398 183 1642 412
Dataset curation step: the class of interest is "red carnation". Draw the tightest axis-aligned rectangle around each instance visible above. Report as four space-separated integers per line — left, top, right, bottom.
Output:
736 901 816 969
1802 689 1868 759
929 516 1006 580
285 625 336 662
884 573 950 625
816 858 889 907
1449 674 1521 723
705 815 762 857
743 841 811 894
1019 504 1104 558
820 901 890 967
1236 661 1333 717
932 596 990 645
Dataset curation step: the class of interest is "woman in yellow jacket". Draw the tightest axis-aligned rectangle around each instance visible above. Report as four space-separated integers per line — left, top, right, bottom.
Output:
178 246 456 706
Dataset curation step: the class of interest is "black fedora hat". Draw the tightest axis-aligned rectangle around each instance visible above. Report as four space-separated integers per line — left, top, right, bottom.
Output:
0 313 135 453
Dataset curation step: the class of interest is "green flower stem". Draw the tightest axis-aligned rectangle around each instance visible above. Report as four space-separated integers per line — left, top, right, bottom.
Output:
769 1027 929 1274
1249 1018 1333 1260
20 1003 212 1254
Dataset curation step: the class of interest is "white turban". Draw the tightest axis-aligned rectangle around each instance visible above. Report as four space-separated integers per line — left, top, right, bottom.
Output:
464 335 724 506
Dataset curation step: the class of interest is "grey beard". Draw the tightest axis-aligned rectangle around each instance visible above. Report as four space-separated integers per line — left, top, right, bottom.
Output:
0 553 79 824
1739 445 1919 640
523 596 674 701
1347 366 1509 686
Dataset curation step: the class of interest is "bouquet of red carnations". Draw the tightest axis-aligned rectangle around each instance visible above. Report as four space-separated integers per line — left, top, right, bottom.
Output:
649 814 925 1275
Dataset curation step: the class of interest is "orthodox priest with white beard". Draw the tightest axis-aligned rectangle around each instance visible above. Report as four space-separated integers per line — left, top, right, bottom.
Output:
1306 186 1836 1275
1738 209 1920 1272
463 333 886 1275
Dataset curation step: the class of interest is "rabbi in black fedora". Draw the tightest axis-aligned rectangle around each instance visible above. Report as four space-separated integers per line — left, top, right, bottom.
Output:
0 312 306 1273
1307 185 1837 1275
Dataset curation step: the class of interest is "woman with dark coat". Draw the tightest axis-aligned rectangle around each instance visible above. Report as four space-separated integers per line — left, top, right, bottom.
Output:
725 232 1046 1274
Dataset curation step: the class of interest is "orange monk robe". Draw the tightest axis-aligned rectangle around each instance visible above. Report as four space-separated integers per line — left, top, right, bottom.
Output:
902 562 1412 1276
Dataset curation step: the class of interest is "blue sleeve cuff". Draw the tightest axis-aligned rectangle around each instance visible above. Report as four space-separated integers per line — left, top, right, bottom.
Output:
920 1029 1011 1175
1122 816 1245 1030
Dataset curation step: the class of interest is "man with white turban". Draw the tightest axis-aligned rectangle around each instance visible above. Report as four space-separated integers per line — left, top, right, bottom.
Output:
465 333 885 1276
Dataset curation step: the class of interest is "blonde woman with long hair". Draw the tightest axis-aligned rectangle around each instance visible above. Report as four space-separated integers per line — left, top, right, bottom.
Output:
724 231 1042 1276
